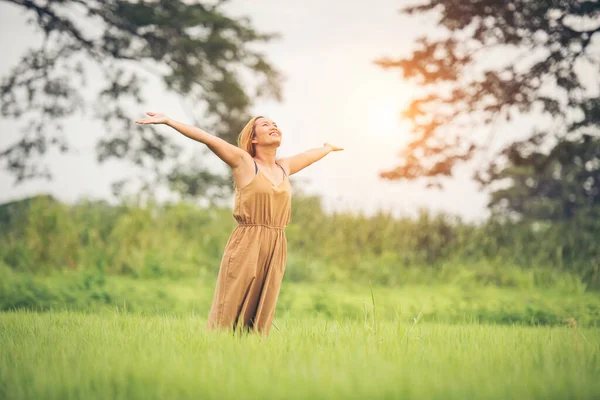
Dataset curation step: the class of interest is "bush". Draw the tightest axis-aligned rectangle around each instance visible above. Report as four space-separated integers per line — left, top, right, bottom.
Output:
0 194 597 289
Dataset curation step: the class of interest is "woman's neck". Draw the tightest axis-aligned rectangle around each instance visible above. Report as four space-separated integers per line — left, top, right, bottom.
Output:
254 148 277 166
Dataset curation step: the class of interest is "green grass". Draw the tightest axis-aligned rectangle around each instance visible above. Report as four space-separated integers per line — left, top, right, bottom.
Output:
1 311 599 400
2 267 599 327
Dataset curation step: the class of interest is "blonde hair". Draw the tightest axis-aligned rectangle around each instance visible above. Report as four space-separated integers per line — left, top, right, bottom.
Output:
237 116 264 157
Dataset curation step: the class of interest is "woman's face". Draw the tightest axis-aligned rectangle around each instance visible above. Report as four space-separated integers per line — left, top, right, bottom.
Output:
252 117 282 147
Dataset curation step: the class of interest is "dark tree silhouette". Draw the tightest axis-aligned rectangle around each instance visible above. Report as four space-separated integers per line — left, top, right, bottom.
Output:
375 0 600 218
1 0 281 198
487 133 600 221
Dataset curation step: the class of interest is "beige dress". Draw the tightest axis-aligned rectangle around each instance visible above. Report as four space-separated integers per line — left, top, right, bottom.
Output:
206 160 291 336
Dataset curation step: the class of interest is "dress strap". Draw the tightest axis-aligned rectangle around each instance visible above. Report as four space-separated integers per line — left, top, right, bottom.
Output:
276 162 287 177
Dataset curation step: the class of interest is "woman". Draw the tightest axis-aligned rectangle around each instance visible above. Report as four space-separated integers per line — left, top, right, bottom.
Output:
136 112 343 336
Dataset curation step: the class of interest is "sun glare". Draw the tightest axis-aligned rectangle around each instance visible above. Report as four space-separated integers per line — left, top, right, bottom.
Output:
368 101 403 134
364 94 412 146
345 79 414 150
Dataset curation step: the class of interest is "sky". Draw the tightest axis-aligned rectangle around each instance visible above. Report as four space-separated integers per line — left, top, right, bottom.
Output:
0 0 535 222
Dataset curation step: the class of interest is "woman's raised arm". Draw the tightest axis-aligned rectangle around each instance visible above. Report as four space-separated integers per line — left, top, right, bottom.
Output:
135 112 250 169
277 143 344 175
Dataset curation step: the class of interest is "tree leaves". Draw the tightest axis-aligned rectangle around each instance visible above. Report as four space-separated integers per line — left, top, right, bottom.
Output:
376 0 600 206
1 0 282 198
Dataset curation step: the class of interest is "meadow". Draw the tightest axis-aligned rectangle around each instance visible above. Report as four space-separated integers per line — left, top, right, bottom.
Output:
1 312 599 400
1 195 599 399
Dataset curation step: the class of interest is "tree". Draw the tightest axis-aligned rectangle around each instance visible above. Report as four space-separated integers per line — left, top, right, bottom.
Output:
488 132 600 221
375 0 600 210
0 0 281 198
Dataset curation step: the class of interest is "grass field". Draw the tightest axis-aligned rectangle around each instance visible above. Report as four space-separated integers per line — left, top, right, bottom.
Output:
2 270 600 399
2 268 599 327
1 311 599 400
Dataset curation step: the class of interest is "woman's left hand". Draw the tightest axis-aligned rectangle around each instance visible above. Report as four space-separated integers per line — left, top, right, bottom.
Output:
324 143 344 152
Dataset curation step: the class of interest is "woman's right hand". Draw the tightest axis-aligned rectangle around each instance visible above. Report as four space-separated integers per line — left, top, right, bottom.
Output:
135 112 170 125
